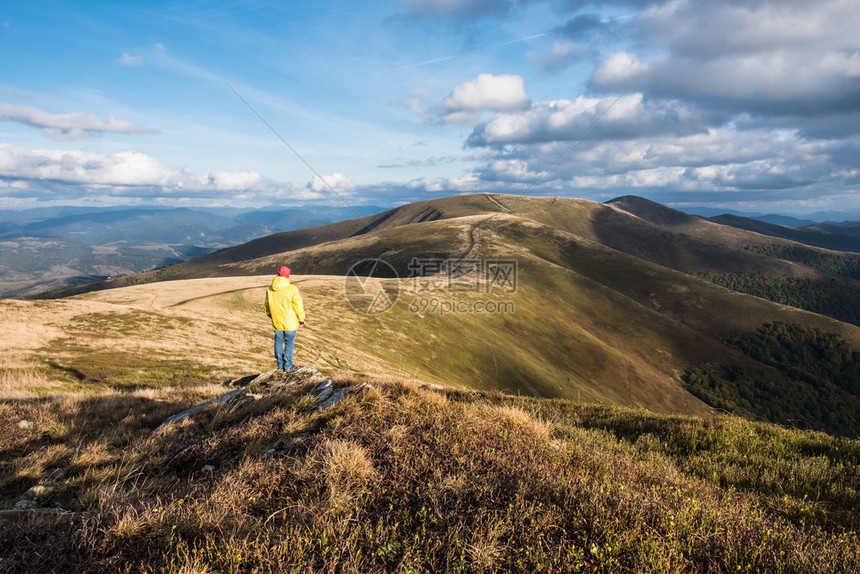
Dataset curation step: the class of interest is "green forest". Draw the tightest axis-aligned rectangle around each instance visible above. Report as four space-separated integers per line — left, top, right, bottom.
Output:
686 322 860 438
697 244 860 327
745 244 860 281
700 272 860 327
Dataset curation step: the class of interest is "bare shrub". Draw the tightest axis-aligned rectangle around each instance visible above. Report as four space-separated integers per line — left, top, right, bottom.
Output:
107 506 149 540
321 439 376 491
468 540 501 572
494 404 552 441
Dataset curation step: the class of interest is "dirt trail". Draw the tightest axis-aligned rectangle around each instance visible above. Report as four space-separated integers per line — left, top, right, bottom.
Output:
455 194 517 260
483 193 515 214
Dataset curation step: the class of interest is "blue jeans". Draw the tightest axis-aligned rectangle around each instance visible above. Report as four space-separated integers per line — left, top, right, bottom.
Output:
274 330 297 370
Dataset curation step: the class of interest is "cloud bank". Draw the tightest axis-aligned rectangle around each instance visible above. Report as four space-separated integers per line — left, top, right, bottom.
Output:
0 144 324 205
0 104 158 141
416 0 860 212
434 73 530 124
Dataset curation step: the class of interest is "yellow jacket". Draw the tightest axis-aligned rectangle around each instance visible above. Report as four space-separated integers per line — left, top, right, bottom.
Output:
264 276 305 331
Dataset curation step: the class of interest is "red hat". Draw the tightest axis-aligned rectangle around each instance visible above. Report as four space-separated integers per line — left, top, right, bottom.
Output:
278 266 291 278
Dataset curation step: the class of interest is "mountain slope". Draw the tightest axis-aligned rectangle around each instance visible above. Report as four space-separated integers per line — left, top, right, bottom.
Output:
604 195 860 326
51 193 850 291
20 193 860 435
709 213 860 253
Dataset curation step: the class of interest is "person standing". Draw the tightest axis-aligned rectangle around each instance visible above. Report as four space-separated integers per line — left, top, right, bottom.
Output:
264 266 306 372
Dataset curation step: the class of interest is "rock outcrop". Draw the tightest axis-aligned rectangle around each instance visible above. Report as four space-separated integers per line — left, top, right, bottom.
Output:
155 367 373 432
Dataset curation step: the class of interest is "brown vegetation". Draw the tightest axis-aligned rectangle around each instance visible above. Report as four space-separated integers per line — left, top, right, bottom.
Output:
1 378 858 573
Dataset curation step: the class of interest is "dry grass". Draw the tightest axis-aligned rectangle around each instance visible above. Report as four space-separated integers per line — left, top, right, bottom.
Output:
0 281 276 399
493 404 553 441
105 506 148 540
0 378 859 573
321 438 377 490
1 276 443 406
0 368 58 399
0 300 66 356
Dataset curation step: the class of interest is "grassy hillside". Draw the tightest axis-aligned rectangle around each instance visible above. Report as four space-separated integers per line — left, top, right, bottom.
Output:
709 213 860 253
6 256 860 433
18 193 860 435
604 195 860 327
3 254 860 570
1 376 858 572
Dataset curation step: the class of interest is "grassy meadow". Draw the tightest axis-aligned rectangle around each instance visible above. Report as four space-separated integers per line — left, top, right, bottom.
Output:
1 376 858 572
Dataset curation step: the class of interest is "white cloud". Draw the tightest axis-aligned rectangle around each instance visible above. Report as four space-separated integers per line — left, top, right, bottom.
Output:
0 144 323 203
308 172 355 194
467 93 712 146
590 52 649 88
116 52 143 66
0 103 158 140
592 0 860 115
205 171 263 191
435 74 530 124
406 173 486 192
0 145 178 186
637 0 857 58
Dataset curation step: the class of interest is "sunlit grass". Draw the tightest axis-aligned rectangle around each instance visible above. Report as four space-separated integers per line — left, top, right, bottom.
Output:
1 378 857 572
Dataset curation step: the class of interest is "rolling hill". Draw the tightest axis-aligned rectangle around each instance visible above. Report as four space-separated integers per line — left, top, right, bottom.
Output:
4 193 860 572
16 193 860 437
708 213 860 253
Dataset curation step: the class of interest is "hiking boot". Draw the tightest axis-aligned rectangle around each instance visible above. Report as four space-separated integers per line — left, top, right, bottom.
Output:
284 366 299 373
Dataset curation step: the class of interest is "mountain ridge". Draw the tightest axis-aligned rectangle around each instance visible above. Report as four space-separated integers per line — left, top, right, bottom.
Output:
15 193 860 437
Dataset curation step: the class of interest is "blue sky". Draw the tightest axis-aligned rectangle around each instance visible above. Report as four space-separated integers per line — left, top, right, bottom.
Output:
1 0 859 216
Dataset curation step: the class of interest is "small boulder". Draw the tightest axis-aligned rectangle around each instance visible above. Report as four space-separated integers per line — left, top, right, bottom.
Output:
319 387 349 410
25 485 55 500
315 379 334 403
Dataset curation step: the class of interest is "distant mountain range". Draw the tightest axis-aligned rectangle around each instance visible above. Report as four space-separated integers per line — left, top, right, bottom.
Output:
0 204 384 297
681 205 860 225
